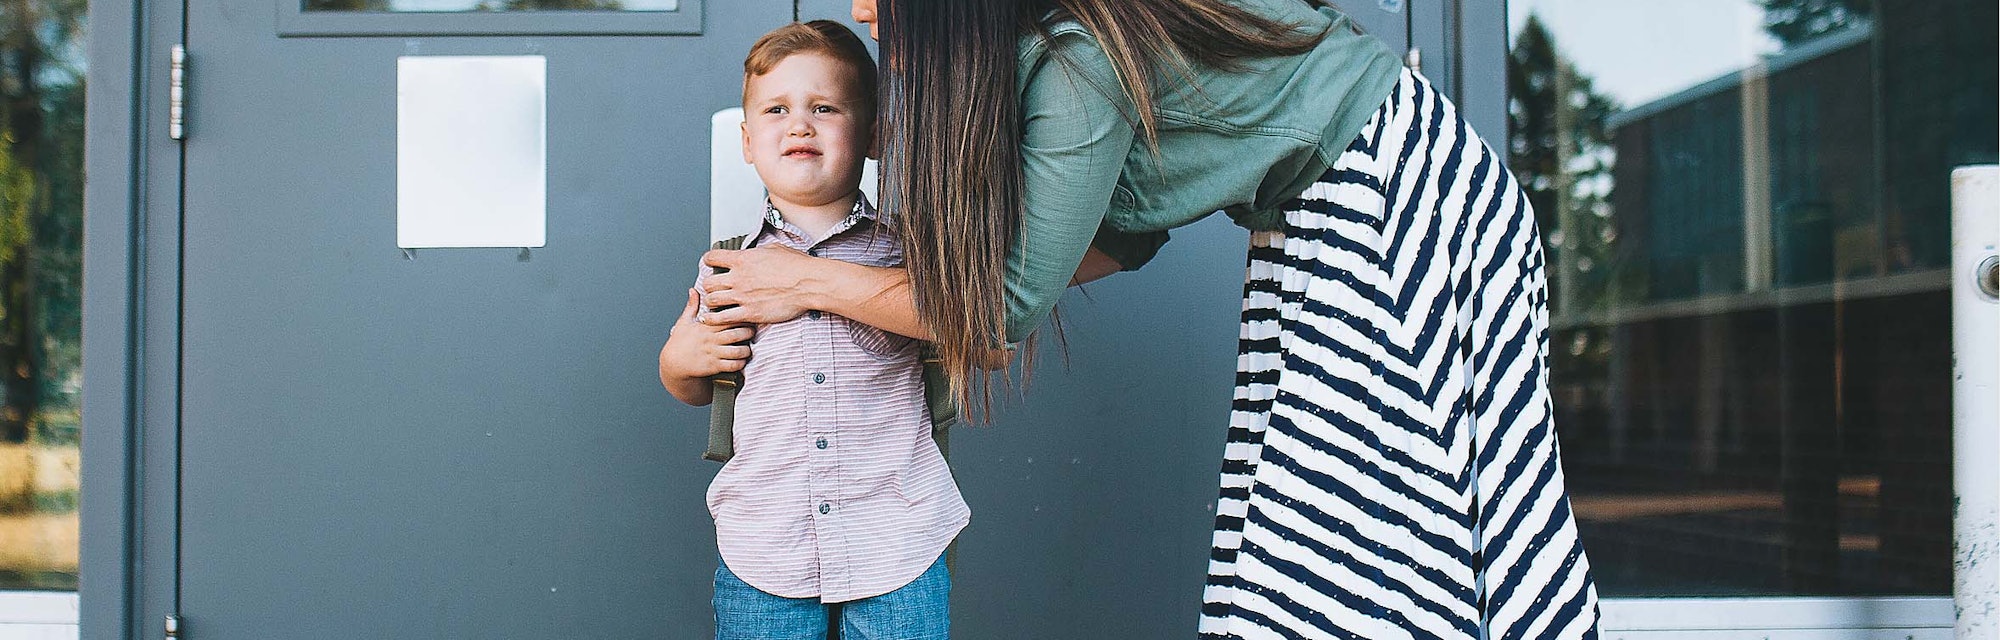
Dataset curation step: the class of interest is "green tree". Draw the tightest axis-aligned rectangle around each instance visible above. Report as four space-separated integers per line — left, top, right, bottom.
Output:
0 0 86 445
1759 0 1872 46
1508 14 1622 316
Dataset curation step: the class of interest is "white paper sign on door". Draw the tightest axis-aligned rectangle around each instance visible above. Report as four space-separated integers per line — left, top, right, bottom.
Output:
397 55 546 248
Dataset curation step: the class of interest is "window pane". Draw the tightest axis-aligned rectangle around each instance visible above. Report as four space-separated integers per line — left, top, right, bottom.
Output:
1512 0 1997 596
0 0 85 593
303 0 679 11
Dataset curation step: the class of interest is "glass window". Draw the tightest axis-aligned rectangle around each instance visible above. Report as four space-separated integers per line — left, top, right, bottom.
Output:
0 0 85 593
284 0 699 36
1512 0 1997 596
303 0 679 11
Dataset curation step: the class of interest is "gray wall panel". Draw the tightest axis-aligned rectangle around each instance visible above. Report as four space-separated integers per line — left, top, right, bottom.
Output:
953 216 1250 638
1411 0 1455 96
1346 0 1409 52
1458 0 1510 151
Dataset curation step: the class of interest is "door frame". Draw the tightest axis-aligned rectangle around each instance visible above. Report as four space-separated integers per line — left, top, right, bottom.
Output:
77 0 181 637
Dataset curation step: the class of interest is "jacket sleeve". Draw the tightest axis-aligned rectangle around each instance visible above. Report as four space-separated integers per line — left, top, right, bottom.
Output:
1005 31 1141 344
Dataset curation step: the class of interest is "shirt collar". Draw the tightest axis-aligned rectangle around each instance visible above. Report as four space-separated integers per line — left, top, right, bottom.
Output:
763 192 879 239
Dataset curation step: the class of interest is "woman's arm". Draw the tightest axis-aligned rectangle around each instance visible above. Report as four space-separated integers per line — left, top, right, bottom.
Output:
810 261 930 339
999 32 1142 343
697 245 929 339
698 243 1124 340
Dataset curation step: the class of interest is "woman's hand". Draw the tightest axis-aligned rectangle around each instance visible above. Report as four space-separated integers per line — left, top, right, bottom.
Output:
658 289 757 406
697 245 821 326
1071 246 1124 286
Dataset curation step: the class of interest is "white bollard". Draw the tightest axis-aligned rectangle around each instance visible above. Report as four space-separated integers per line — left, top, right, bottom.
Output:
710 108 764 245
1955 164 2000 639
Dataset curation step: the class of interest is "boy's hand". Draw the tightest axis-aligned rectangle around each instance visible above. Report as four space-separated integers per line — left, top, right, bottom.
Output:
659 289 755 405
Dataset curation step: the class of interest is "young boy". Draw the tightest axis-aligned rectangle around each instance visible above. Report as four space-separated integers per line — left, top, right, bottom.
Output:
657 20 966 640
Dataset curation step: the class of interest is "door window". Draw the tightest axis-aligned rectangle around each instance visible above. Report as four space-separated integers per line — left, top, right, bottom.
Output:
302 0 678 11
281 0 699 36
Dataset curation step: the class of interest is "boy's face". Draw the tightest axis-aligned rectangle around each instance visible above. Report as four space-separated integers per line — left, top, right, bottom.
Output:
741 53 875 210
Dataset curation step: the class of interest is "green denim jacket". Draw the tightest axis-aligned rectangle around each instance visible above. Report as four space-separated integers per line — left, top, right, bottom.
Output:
1005 0 1405 343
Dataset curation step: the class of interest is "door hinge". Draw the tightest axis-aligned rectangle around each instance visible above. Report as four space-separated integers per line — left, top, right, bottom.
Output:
165 614 182 639
169 45 187 141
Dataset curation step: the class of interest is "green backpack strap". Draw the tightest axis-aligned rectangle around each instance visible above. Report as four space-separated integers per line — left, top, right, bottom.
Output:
920 345 956 460
918 344 959 572
702 234 751 463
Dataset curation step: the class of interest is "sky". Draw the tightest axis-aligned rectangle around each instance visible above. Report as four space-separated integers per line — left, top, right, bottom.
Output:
1507 0 1784 109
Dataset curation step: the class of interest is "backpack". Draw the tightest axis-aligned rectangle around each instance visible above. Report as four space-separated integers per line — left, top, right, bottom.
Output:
701 234 959 463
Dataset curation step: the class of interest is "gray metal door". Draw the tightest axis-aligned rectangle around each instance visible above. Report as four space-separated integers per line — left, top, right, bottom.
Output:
172 2 1414 638
177 2 776 637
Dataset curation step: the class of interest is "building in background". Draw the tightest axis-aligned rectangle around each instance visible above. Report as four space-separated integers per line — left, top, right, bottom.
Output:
1516 0 1997 597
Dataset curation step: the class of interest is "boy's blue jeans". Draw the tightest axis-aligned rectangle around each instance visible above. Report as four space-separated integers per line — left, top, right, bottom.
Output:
713 555 950 640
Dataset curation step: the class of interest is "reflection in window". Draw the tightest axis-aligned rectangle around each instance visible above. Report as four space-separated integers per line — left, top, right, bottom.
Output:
303 0 678 11
1513 0 1997 597
0 0 85 592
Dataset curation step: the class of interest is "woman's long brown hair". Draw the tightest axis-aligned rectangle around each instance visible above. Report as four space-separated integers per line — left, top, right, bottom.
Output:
878 0 1337 419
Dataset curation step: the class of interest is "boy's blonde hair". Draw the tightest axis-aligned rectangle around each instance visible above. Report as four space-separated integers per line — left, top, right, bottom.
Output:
743 20 877 116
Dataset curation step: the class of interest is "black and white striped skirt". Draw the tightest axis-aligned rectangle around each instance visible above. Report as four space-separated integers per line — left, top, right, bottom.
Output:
1199 68 1601 639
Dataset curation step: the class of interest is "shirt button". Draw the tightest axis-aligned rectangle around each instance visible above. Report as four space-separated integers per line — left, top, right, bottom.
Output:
808 248 821 257
815 437 828 450
808 310 822 320
818 502 831 515
812 372 826 384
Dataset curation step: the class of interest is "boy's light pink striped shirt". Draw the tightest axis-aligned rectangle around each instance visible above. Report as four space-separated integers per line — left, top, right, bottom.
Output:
701 196 969 603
